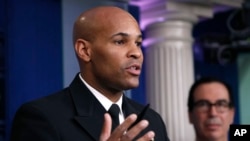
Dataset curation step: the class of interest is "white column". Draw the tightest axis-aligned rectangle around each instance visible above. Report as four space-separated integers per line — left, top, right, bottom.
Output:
144 12 197 141
134 1 244 140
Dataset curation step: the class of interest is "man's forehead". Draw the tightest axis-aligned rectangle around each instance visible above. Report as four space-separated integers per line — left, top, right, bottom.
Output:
194 82 230 101
102 20 141 37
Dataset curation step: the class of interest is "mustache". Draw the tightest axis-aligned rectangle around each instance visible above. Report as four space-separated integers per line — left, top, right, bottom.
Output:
205 117 222 125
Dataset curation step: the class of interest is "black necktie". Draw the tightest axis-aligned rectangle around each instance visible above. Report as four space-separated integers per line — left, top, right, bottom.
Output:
108 104 120 132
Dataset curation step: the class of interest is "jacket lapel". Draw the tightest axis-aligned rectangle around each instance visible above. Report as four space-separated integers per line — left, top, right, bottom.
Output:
74 115 104 140
122 97 139 117
69 74 106 141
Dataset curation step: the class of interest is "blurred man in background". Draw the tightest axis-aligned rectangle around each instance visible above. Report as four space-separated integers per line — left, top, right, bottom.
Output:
187 77 235 141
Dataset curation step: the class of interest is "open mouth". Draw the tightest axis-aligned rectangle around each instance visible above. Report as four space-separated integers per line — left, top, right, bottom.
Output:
126 64 141 76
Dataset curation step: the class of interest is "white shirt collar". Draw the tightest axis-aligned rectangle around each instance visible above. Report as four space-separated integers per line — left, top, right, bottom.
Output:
78 74 123 113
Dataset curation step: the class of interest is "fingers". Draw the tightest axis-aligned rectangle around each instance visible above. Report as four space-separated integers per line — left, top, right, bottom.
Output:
109 114 137 139
110 114 155 141
120 120 155 141
100 113 155 141
136 131 155 141
99 113 112 141
121 120 148 140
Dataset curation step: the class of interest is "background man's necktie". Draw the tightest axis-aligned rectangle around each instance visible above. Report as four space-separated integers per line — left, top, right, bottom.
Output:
108 104 120 132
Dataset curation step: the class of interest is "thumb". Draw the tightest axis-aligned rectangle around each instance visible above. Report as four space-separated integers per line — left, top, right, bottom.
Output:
99 113 112 141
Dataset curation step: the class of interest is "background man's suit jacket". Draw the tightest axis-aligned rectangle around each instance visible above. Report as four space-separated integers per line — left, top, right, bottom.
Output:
11 74 170 141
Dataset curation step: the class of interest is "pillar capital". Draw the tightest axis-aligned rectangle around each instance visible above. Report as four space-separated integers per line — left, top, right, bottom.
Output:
130 0 244 30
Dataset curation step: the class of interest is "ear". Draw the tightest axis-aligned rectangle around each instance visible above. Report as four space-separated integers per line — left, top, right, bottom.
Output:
74 39 91 62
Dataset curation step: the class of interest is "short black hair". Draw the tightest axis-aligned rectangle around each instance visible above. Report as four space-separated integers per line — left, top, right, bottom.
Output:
187 76 234 112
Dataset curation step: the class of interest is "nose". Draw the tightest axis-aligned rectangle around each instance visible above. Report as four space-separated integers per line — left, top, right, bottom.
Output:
127 44 143 59
208 105 219 116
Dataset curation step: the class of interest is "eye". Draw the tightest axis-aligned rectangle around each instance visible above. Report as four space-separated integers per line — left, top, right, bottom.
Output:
194 100 209 107
216 100 230 107
136 41 142 47
114 40 125 45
